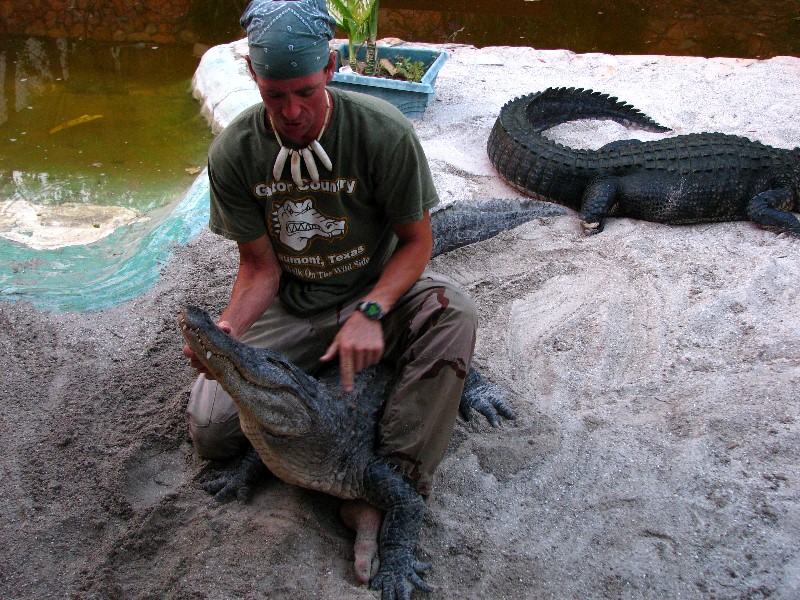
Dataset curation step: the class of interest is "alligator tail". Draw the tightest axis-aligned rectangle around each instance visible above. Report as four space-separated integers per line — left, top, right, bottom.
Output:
429 198 565 256
487 87 671 208
523 87 671 133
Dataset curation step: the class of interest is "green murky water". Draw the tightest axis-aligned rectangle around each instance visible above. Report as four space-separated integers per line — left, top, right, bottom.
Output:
0 37 214 311
1 37 213 212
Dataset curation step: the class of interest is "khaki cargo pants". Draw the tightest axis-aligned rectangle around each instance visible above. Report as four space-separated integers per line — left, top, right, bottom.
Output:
186 270 476 495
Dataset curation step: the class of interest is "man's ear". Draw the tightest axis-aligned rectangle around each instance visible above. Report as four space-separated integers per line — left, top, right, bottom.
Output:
245 55 257 81
323 52 336 83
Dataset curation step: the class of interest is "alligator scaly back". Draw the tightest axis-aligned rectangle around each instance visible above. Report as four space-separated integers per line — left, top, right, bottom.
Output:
487 87 800 234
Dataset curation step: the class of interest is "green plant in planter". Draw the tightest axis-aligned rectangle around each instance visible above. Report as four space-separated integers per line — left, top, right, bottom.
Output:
393 56 425 83
376 56 425 82
327 0 380 75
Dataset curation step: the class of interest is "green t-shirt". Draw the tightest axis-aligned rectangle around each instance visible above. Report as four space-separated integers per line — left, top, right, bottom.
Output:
207 88 439 315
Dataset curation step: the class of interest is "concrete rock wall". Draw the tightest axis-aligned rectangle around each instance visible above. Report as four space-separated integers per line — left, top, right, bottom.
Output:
1 0 196 44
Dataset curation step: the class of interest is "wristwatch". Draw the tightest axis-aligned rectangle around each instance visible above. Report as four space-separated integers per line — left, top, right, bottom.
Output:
356 301 384 321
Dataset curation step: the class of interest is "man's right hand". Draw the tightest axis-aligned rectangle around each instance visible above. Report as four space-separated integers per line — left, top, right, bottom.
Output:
182 320 233 380
320 310 384 393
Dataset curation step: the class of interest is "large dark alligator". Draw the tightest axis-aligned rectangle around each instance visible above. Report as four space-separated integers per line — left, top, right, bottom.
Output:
180 199 562 600
487 87 800 235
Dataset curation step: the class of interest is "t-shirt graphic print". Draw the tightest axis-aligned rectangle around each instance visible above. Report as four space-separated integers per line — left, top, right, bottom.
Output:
270 198 347 252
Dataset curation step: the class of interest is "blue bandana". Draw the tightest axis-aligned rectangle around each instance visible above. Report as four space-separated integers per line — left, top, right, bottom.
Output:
241 0 335 80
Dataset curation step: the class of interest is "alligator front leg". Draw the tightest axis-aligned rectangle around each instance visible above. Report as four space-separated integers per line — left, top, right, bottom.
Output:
201 445 269 503
363 459 431 600
747 188 800 235
579 177 622 234
460 368 517 426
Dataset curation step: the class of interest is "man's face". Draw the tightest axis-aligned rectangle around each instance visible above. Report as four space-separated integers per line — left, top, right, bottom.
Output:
247 54 335 147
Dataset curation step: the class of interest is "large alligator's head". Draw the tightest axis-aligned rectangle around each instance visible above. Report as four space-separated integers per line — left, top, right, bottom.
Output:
179 305 320 437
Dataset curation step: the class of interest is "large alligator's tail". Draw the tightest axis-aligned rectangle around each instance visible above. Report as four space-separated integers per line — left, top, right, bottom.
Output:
523 87 671 133
487 87 670 208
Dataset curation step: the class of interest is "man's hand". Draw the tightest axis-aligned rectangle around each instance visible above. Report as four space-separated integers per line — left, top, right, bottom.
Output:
182 320 232 380
320 311 384 392
318 215 431 393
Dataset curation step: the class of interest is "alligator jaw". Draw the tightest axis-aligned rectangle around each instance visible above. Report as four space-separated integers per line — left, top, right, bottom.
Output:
179 306 312 437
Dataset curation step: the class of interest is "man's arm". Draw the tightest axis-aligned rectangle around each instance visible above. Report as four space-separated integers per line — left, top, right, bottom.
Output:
219 235 282 338
183 234 281 376
321 211 434 391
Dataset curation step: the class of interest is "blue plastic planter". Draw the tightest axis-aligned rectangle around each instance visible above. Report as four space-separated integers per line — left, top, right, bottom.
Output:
330 44 448 119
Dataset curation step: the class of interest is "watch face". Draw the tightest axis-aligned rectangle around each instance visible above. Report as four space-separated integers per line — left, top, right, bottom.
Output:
360 301 383 320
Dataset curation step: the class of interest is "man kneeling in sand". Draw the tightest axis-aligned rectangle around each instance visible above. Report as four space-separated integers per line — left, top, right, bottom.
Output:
181 0 477 584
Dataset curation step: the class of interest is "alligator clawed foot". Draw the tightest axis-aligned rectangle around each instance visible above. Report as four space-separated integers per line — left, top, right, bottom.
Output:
370 552 432 600
460 369 517 427
580 220 603 235
200 446 268 503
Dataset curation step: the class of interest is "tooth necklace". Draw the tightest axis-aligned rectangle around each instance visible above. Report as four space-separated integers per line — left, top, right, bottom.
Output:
269 90 333 186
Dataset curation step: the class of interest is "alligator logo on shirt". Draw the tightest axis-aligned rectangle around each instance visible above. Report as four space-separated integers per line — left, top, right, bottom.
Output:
271 198 347 252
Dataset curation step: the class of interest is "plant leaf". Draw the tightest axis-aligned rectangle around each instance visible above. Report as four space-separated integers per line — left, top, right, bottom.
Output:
327 0 379 43
327 0 378 26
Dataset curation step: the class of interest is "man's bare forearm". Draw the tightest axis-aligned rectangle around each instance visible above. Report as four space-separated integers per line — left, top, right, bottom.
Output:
220 236 282 338
359 212 433 313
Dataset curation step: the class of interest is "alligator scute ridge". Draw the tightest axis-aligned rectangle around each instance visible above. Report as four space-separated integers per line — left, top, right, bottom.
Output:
487 87 800 235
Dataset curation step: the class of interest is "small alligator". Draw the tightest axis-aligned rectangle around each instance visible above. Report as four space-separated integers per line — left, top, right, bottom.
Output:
487 87 800 235
180 199 561 600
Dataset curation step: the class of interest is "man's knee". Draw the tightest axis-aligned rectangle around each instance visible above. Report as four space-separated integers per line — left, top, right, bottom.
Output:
431 282 478 352
186 376 248 460
444 285 477 329
188 417 249 460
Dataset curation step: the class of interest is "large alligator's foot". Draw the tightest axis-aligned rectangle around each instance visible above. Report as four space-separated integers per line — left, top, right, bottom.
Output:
340 499 383 584
370 552 432 600
579 178 616 234
580 219 603 235
747 188 800 235
201 446 268 503
460 368 517 426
